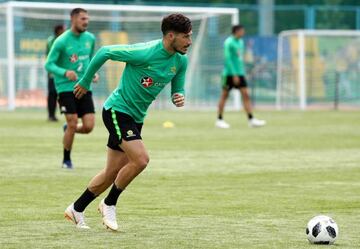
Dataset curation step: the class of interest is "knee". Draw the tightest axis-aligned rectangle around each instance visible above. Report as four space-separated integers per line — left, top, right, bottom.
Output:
219 95 227 105
82 124 94 134
67 120 77 131
132 154 150 171
245 94 251 101
241 93 249 101
241 90 250 98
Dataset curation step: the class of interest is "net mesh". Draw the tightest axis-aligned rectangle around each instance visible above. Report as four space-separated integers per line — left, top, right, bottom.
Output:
0 4 236 110
277 31 360 109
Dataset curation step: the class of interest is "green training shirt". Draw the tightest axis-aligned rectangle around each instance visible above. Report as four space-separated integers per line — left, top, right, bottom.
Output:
45 30 95 93
223 35 245 76
78 39 188 123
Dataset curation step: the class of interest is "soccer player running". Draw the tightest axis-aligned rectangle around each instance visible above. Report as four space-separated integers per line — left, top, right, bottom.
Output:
64 14 192 230
215 25 266 129
46 24 65 122
45 8 99 169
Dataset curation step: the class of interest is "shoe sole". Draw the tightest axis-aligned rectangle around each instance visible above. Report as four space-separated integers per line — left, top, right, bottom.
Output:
98 206 118 231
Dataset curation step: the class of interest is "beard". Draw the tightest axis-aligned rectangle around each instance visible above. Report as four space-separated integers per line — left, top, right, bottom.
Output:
172 41 189 55
75 25 87 33
174 47 186 55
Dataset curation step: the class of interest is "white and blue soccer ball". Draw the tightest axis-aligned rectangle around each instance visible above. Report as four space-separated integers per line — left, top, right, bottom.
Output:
306 215 339 244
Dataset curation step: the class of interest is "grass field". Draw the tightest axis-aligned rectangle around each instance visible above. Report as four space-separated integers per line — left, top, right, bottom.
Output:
0 110 359 249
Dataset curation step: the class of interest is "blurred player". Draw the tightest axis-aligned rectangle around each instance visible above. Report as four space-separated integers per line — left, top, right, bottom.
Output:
64 14 192 230
215 25 266 128
46 24 65 122
45 8 99 169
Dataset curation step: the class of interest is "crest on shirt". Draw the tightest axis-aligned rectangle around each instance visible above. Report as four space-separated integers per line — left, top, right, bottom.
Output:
140 76 153 88
170 66 177 74
85 42 91 48
69 54 78 63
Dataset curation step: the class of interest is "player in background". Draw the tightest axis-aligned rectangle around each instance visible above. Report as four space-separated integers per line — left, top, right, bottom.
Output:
215 25 266 128
64 13 192 230
46 24 65 122
45 8 99 169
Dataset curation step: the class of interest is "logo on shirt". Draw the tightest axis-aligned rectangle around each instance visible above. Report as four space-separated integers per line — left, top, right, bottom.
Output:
140 77 153 88
170 66 177 74
69 54 78 63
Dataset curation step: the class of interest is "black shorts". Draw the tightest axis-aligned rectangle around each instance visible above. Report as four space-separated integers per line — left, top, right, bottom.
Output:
58 92 95 118
222 75 248 90
102 108 143 151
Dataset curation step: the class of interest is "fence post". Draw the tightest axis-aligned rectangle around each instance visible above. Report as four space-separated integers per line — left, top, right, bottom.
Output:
6 2 15 110
356 7 360 30
334 72 339 110
298 31 306 110
305 6 315 29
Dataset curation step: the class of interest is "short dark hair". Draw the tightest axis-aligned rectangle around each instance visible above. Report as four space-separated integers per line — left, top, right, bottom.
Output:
161 13 192 35
232 25 244 34
70 8 87 17
54 24 65 36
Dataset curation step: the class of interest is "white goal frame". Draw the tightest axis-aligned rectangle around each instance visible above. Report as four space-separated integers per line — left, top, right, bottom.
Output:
276 29 360 110
0 1 239 110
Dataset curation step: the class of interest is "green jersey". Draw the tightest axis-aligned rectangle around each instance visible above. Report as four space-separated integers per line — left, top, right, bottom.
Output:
223 35 245 76
45 30 95 93
78 39 187 123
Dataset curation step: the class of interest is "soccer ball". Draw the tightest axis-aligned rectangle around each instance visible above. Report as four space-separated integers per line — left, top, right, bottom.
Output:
306 215 339 244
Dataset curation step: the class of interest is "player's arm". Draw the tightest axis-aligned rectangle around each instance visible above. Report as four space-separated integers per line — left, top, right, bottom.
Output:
170 57 187 107
224 42 239 84
90 37 100 83
45 40 77 81
74 44 145 98
224 41 236 75
45 40 66 76
90 36 96 60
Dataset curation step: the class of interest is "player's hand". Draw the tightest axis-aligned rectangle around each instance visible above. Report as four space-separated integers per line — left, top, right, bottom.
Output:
172 93 185 107
73 83 88 99
92 73 99 83
65 70 78 81
233 76 240 86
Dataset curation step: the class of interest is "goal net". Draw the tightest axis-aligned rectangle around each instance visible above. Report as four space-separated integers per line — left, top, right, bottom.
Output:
0 1 238 110
277 30 360 110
